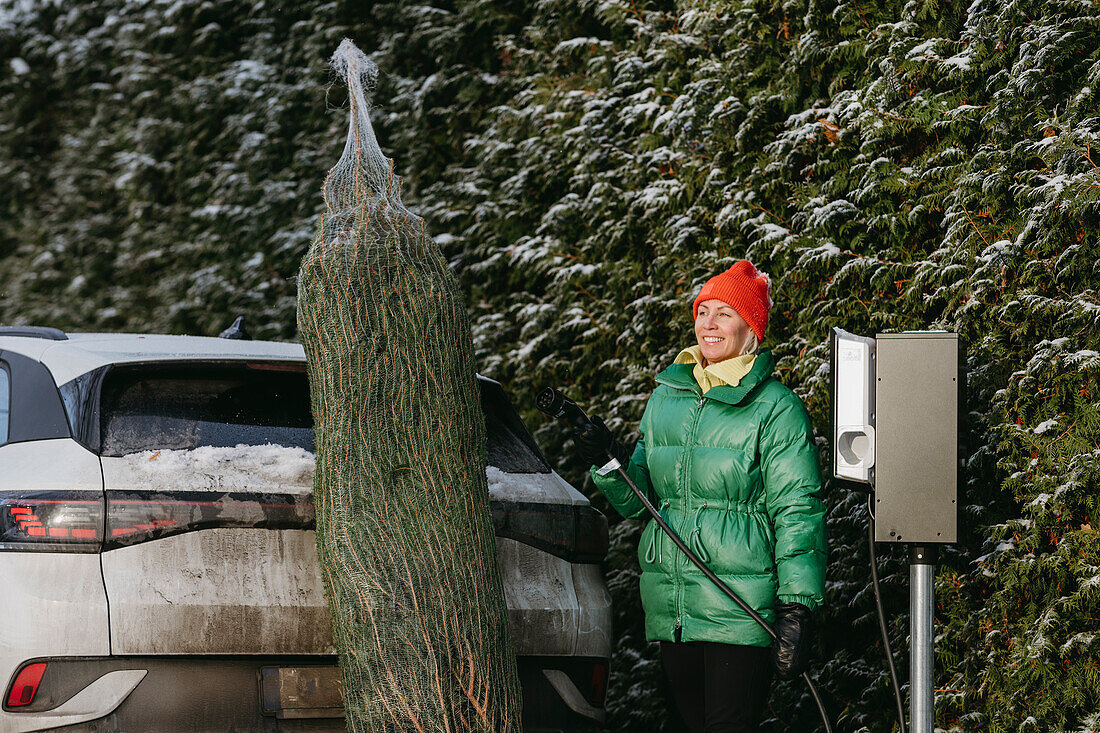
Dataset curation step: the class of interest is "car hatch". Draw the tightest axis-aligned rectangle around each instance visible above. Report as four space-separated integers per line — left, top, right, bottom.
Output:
93 361 331 655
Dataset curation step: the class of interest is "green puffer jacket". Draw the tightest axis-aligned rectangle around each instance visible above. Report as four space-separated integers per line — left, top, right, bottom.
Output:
592 350 826 647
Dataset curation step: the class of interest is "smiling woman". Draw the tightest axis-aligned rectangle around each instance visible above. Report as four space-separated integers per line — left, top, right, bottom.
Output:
571 259 827 733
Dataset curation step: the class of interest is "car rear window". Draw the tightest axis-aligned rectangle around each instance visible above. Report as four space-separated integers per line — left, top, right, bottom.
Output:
99 363 314 457
85 363 549 472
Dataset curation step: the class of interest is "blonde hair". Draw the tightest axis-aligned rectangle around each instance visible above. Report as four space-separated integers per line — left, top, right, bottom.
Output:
741 331 759 356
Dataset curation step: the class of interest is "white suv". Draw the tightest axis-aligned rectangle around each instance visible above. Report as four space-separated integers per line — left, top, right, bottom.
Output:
0 327 611 732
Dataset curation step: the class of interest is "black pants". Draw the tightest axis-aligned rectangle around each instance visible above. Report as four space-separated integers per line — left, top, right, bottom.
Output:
660 641 772 733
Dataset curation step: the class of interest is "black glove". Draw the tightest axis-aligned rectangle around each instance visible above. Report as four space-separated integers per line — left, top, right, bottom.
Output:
572 415 630 468
772 602 813 680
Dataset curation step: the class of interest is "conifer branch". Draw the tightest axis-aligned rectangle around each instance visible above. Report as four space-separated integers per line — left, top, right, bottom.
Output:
962 206 991 247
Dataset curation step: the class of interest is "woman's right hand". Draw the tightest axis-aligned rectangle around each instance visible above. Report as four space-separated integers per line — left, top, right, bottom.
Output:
572 415 629 468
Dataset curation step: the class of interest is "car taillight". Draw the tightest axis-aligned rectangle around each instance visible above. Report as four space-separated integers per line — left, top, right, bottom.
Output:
0 493 104 552
573 508 610 562
588 660 608 706
490 501 609 564
105 491 314 549
6 662 46 707
537 658 610 711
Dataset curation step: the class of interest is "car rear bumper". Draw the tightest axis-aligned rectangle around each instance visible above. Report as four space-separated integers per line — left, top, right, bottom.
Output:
1 656 608 733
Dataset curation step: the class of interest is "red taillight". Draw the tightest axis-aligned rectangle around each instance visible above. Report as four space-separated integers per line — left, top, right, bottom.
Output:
105 491 314 548
0 494 103 552
588 661 608 706
0 489 315 550
244 361 307 373
6 662 46 707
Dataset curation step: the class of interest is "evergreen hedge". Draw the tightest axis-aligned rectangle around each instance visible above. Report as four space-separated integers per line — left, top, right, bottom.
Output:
2 0 1098 730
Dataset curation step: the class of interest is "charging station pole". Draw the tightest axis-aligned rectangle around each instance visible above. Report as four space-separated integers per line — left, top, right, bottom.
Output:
833 330 964 733
910 545 936 733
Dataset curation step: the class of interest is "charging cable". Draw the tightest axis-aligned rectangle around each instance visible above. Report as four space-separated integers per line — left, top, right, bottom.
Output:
868 495 908 733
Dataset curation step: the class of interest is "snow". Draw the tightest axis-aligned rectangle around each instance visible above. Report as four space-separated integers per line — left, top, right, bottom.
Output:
221 59 274 99
107 444 315 493
512 331 548 362
107 445 583 504
1066 349 1100 369
9 58 29 75
977 239 1013 265
554 37 608 55
946 105 983 117
1027 493 1052 508
976 537 1017 565
632 179 683 213
906 39 940 59
545 194 582 222
0 0 59 26
112 151 160 190
191 203 242 220
553 262 600 280
942 53 972 71
1033 419 1059 434
806 198 858 229
485 465 585 504
710 96 740 119
798 241 841 264
1037 173 1071 196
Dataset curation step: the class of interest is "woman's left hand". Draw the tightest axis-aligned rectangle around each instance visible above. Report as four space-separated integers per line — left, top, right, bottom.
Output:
772 602 813 680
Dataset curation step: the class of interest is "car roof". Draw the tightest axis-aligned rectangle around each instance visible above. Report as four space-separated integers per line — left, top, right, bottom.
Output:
0 332 305 386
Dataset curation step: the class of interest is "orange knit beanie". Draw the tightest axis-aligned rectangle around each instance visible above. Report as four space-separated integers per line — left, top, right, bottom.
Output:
692 260 772 342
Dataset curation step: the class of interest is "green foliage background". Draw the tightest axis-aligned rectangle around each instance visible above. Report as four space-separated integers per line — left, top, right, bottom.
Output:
2 0 1098 730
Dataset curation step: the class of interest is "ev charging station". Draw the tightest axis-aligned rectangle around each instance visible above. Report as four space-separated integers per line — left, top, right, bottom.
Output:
831 329 965 733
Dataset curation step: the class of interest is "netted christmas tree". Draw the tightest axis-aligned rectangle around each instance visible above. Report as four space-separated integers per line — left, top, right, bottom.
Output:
296 39 521 733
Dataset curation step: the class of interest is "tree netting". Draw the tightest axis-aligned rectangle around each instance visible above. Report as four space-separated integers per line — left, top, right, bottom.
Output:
296 39 521 733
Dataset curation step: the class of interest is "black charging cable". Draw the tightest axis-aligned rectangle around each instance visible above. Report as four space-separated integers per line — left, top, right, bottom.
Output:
868 495 908 733
536 387 833 732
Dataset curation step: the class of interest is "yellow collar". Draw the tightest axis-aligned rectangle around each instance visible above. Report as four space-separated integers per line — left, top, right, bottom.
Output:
674 346 756 394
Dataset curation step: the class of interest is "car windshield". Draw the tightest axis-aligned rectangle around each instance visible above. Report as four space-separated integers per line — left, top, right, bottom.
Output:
99 364 314 456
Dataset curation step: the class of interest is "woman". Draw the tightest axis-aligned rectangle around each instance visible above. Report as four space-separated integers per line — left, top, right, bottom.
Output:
573 260 826 733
